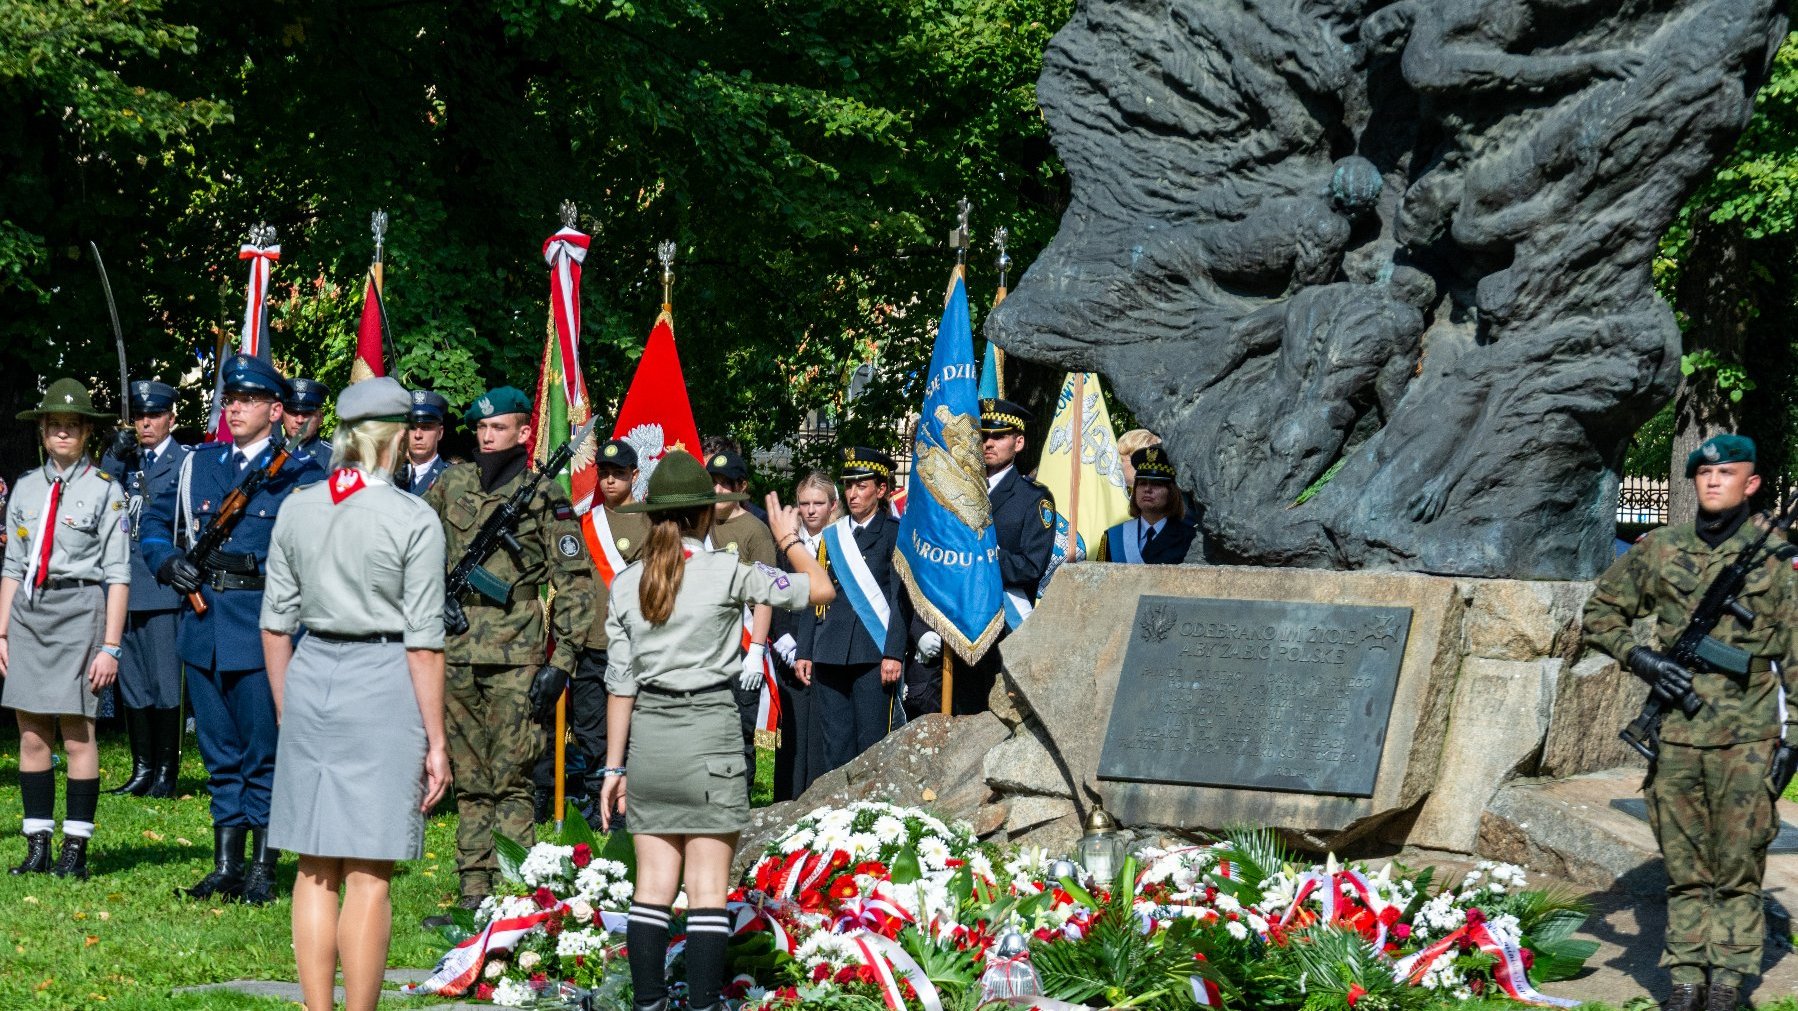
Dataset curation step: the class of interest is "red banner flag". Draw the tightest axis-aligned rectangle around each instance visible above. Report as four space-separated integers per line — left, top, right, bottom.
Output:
609 309 702 500
352 273 386 381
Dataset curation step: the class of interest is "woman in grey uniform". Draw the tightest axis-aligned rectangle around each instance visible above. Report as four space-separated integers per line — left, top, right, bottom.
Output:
259 377 450 1011
1 379 131 880
597 451 832 1011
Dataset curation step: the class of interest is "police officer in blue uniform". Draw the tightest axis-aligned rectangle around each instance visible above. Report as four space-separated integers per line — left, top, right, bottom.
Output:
282 377 331 468
1095 446 1198 565
99 381 192 798
967 398 1055 712
402 390 451 495
142 355 326 904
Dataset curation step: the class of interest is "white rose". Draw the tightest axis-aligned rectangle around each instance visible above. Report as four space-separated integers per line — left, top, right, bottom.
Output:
518 950 541 970
569 898 595 922
484 958 508 979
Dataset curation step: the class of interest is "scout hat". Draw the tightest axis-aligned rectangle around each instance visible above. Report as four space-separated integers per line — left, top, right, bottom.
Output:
464 386 532 423
597 438 639 471
1131 445 1177 483
222 354 291 400
283 377 331 413
839 446 895 482
336 377 413 423
128 380 177 416
705 448 749 483
980 398 1032 435
618 450 747 513
1685 434 1756 478
18 378 112 421
407 389 449 424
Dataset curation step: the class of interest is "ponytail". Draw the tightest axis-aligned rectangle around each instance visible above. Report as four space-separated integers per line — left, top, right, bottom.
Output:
639 505 709 625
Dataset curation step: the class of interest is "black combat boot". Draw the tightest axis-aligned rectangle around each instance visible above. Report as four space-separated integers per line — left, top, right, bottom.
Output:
1705 983 1739 1011
109 708 155 795
240 828 279 905
182 825 246 899
9 832 52 875
144 707 182 798
50 836 90 880
1662 982 1705 1011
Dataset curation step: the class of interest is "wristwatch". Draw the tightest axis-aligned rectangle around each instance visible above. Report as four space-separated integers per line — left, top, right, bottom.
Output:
98 644 123 660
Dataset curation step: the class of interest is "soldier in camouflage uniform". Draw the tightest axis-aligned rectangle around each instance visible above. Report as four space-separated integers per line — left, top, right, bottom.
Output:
421 386 596 920
1583 434 1798 1011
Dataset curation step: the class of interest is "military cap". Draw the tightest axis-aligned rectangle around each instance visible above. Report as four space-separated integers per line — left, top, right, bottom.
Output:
618 451 746 513
129 380 177 415
839 446 895 482
1131 445 1177 483
1686 434 1757 478
464 386 533 422
597 438 639 471
980 398 1033 435
282 377 330 413
705 448 749 483
17 378 112 421
221 354 290 400
408 389 449 424
337 377 413 423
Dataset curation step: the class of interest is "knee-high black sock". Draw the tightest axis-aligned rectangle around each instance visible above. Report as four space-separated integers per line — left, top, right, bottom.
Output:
685 906 732 1009
63 778 99 838
19 770 54 836
626 902 672 1006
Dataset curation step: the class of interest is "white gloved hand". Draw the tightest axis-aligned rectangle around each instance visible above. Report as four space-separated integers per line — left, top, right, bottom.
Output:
772 633 798 667
739 642 768 691
915 630 943 664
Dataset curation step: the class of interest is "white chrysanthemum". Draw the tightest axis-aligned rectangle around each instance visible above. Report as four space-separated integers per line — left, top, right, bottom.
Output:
1489 913 1523 941
847 832 881 858
817 809 855 834
917 836 952 871
518 843 575 889
794 931 860 968
492 976 537 1007
608 881 635 906
780 829 815 853
557 927 610 958
968 852 995 881
1226 920 1249 940
873 816 906 842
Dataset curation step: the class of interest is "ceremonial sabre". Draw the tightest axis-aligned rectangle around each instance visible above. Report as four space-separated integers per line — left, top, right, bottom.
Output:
89 242 130 427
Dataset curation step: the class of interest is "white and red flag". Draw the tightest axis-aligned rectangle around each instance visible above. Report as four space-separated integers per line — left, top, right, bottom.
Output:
209 229 280 441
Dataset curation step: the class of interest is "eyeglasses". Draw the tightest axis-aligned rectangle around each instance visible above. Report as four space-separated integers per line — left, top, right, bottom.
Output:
222 393 274 407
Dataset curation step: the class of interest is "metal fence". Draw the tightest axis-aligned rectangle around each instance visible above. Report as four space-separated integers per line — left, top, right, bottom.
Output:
1616 475 1669 526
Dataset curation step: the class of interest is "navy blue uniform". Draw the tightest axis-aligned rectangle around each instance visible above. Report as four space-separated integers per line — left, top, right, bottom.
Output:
289 436 331 472
960 467 1055 714
403 456 449 496
796 510 910 777
140 441 324 828
101 439 191 709
1100 517 1197 565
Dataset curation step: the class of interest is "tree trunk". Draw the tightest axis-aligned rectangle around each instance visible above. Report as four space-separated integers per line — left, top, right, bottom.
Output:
1668 210 1755 522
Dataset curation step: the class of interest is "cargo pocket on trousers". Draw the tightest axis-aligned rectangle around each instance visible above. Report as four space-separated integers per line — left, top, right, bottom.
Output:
704 756 747 805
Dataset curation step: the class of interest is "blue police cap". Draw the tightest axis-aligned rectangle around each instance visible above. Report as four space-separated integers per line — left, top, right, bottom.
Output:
129 380 177 415
408 389 450 424
283 377 330 412
221 354 291 400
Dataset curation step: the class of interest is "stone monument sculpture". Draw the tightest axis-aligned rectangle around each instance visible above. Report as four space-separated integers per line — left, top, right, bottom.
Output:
987 0 1787 580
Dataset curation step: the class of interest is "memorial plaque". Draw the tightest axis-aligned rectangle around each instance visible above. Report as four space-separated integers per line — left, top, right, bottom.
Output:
1097 596 1412 797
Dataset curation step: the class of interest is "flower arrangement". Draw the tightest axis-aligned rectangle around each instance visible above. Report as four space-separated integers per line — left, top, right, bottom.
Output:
408 804 1596 1010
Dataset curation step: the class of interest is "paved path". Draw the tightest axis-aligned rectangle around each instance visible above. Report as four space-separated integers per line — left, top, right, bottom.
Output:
177 968 491 1008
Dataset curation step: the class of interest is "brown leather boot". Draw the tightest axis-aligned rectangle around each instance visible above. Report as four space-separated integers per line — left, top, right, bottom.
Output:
1705 982 1739 1011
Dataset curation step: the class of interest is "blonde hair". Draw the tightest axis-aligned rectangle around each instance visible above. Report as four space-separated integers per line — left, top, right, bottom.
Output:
1117 429 1161 460
795 469 838 504
329 418 407 478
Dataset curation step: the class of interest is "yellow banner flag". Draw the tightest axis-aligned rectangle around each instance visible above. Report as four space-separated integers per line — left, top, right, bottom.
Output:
1035 373 1131 584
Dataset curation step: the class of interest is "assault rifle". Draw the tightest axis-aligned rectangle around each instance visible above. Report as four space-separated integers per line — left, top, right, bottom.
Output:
1619 498 1798 761
184 433 292 615
443 419 597 636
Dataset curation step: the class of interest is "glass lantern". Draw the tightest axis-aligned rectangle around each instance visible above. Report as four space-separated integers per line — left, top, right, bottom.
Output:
1076 805 1128 884
978 931 1044 1002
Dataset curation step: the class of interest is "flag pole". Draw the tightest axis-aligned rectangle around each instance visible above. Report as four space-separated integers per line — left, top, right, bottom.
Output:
991 227 1010 399
551 200 579 835
940 198 972 717
1069 373 1085 557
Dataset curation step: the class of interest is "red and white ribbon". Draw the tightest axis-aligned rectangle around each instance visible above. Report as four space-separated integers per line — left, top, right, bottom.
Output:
743 603 781 741
847 930 943 1011
400 900 568 997
1392 920 1577 1007
728 895 795 955
237 242 280 359
542 227 589 413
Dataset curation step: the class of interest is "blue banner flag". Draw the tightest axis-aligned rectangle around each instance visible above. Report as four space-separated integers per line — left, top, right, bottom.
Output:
977 340 1000 400
894 267 1005 663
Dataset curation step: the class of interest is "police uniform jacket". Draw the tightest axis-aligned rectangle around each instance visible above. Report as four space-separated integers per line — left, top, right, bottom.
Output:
403 456 450 496
795 508 909 665
139 440 326 671
3 460 131 587
1095 516 1197 565
423 460 596 672
291 435 331 470
102 437 191 612
988 467 1055 598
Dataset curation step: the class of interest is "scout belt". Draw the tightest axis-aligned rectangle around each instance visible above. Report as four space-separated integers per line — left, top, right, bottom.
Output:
638 680 732 699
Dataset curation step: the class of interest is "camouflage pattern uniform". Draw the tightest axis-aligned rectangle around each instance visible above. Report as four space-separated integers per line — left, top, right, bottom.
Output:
425 462 596 898
1583 519 1798 990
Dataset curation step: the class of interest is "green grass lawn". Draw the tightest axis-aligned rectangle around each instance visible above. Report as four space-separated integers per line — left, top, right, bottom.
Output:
0 729 777 1009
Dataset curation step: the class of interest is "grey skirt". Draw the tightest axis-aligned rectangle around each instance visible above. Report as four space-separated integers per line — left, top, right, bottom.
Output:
626 686 747 835
269 637 426 861
1 583 105 718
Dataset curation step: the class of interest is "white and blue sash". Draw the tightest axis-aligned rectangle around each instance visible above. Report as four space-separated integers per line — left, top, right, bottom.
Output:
821 516 890 647
1106 519 1146 565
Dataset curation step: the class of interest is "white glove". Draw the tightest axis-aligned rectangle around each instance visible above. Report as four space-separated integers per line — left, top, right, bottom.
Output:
772 633 798 667
739 642 768 691
915 630 943 664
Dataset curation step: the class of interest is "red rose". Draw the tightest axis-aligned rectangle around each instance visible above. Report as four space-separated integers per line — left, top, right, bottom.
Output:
1379 906 1402 927
1347 983 1367 1007
834 965 859 984
574 955 585 968
533 886 557 909
723 979 751 998
811 964 831 983
544 915 563 937
1392 923 1412 940
530 972 547 984
475 982 495 1001
857 964 878 984
1465 907 1487 926
1034 928 1054 942
572 843 592 868
777 986 801 1001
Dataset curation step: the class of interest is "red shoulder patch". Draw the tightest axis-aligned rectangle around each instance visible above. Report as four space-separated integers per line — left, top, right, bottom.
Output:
328 469 367 504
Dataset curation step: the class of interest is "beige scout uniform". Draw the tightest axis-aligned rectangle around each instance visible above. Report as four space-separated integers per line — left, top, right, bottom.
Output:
261 471 446 859
605 542 808 833
1 461 130 717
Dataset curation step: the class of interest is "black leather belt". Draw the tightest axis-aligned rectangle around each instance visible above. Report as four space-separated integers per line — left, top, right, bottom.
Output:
209 571 264 592
309 631 405 644
638 681 732 699
42 578 100 590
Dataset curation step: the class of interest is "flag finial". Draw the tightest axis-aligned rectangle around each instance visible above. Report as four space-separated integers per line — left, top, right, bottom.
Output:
559 200 579 229
249 221 277 248
370 209 388 262
993 227 1011 288
949 197 972 265
657 240 677 306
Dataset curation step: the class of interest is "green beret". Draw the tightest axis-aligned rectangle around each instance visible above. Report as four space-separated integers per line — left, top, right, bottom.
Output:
1685 434 1756 478
464 386 533 423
